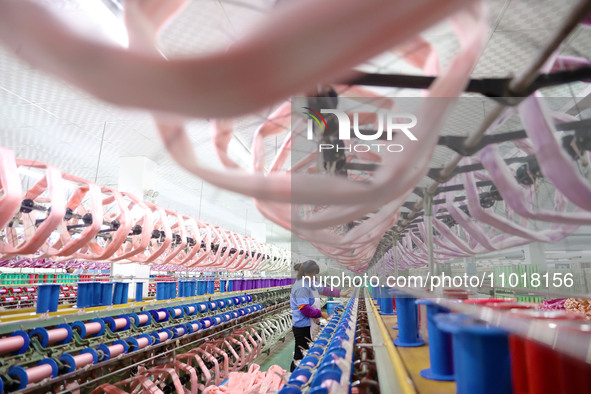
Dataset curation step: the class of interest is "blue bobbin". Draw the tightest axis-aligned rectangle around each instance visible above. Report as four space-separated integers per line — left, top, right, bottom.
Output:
392 290 424 347
435 313 512 394
416 300 454 381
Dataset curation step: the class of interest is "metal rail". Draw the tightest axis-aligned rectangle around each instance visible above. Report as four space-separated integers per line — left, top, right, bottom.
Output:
371 0 591 267
19 299 291 394
0 286 290 334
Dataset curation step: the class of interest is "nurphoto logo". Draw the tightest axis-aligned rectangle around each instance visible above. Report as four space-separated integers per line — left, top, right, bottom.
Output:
303 107 418 153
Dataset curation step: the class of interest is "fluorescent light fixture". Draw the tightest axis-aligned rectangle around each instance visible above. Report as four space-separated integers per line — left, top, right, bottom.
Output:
545 250 591 255
49 0 128 47
18 167 44 180
78 0 128 47
228 138 253 169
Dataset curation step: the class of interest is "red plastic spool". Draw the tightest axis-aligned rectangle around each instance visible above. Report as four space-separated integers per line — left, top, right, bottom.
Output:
508 310 585 394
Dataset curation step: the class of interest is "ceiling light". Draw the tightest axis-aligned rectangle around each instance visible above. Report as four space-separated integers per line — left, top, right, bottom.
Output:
228 138 253 169
18 167 44 180
48 0 128 47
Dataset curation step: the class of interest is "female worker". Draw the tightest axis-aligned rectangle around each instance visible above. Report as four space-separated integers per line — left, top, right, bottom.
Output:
290 260 350 371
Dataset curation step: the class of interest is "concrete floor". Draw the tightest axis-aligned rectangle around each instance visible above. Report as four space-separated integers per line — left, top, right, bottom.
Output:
255 332 295 372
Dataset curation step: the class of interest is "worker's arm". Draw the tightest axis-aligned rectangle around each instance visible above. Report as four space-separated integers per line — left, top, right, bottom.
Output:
298 304 321 318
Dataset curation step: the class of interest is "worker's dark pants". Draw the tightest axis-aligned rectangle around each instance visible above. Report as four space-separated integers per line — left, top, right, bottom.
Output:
291 325 312 372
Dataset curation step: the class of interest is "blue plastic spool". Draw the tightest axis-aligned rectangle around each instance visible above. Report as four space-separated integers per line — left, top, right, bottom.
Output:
165 307 177 320
135 282 144 302
163 282 170 299
208 280 215 294
288 368 312 387
71 318 105 339
416 300 454 381
137 333 154 349
200 317 213 329
9 358 58 389
87 282 97 306
8 331 29 354
112 282 127 305
60 348 98 372
170 306 184 319
30 323 73 347
159 328 173 341
76 282 89 308
183 281 192 297
325 347 347 360
172 325 187 338
197 302 208 313
126 337 140 352
149 331 164 344
115 315 131 330
379 287 395 315
372 285 380 304
162 282 170 299
36 284 60 314
373 285 382 306
435 313 512 394
100 282 113 306
104 315 131 332
308 388 328 394
308 346 324 357
156 282 165 301
228 280 234 292
170 282 178 299
393 291 424 347
126 312 140 326
184 322 195 334
158 308 171 322
122 283 129 303
278 386 303 394
219 280 226 293
190 320 203 331
311 366 342 390
183 304 196 316
150 309 169 323
97 339 129 361
300 355 320 368
136 312 151 326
